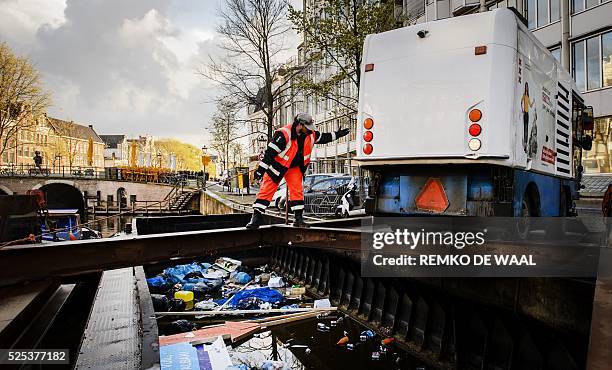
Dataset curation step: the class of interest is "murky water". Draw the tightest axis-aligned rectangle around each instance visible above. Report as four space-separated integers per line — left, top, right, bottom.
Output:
82 213 133 237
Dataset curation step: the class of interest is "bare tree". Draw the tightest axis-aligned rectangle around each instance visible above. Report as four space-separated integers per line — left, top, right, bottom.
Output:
209 100 242 172
288 0 401 113
0 42 50 161
200 0 300 141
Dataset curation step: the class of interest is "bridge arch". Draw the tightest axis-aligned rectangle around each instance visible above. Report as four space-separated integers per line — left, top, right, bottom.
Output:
35 181 85 214
0 185 13 195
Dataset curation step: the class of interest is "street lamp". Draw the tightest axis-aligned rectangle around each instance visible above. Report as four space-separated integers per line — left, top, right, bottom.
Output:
201 145 208 186
157 153 162 168
55 154 62 175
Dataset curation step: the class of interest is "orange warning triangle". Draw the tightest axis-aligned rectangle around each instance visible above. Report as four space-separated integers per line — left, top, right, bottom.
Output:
415 178 449 213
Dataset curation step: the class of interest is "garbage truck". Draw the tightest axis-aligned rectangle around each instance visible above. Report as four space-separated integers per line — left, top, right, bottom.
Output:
355 8 593 217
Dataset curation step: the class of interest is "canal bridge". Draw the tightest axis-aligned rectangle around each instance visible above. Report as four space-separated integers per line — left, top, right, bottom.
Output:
0 175 193 214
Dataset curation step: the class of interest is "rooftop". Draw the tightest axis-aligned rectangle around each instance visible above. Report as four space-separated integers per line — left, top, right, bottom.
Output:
100 135 126 149
47 117 103 143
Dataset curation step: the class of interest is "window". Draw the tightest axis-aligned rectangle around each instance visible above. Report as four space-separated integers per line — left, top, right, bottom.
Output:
550 0 559 21
573 31 612 92
573 0 608 12
551 48 561 62
311 179 333 192
537 0 548 27
573 40 586 91
603 32 612 87
582 116 612 173
587 37 601 90
525 0 560 29
527 0 536 29
572 0 584 11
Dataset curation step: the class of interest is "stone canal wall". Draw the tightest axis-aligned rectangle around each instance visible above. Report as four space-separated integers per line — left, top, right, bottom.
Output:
199 190 242 215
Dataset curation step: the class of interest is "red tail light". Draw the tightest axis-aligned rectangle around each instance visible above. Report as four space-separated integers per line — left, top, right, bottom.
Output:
469 123 481 136
363 131 373 142
363 143 373 155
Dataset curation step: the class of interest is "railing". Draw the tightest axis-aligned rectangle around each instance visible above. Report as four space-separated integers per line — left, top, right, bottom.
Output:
0 164 204 186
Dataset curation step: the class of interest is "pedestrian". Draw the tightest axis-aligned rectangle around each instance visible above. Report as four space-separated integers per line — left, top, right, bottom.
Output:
33 151 43 172
246 113 350 229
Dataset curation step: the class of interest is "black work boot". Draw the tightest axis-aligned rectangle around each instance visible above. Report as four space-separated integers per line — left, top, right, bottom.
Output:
292 209 308 228
246 210 264 229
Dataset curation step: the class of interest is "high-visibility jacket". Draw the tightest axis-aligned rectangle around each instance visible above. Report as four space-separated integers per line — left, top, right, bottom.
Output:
258 124 336 182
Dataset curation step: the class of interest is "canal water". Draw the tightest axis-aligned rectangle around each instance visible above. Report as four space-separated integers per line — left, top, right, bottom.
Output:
82 213 133 238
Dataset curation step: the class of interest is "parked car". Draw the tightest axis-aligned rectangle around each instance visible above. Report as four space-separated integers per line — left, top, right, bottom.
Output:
271 173 347 210
304 176 353 216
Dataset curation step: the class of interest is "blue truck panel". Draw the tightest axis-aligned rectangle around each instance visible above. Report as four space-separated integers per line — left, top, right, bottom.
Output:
371 165 575 216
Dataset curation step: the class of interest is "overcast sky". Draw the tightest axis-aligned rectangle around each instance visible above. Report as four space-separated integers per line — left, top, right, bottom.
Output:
0 0 299 147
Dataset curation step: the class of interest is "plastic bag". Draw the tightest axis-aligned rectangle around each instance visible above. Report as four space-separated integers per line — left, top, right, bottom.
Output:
226 287 284 308
151 294 169 312
165 319 196 335
267 277 285 288
168 298 186 312
147 276 171 293
184 271 204 280
194 300 218 311
163 262 207 284
230 272 252 284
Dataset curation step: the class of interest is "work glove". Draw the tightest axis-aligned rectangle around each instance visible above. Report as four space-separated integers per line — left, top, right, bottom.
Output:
253 166 265 181
336 128 350 138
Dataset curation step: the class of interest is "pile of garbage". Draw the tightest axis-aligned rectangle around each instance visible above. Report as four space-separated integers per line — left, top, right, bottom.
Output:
146 257 303 315
149 258 338 370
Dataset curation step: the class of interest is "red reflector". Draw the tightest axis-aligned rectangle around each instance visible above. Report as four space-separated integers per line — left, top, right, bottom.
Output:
363 131 373 142
475 45 487 55
415 178 449 213
469 123 481 136
363 143 373 155
365 63 374 72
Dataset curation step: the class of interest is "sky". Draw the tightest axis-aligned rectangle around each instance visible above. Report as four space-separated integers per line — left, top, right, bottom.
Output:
0 0 299 148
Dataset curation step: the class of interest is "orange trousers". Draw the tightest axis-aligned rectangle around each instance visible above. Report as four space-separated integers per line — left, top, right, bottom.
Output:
253 167 304 212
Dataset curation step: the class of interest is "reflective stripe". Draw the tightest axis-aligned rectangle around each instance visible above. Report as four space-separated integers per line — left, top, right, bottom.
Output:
304 154 311 160
269 166 280 176
253 203 267 210
277 127 292 160
268 142 281 152
259 162 269 169
291 204 305 211
331 132 336 141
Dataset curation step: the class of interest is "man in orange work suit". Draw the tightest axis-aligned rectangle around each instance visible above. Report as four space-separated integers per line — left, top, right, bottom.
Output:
246 113 350 229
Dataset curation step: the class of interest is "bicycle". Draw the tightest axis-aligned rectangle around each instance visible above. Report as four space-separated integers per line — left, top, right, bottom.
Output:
307 193 342 218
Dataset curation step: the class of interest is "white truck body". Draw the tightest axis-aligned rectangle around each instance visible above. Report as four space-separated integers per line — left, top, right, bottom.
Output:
356 9 581 179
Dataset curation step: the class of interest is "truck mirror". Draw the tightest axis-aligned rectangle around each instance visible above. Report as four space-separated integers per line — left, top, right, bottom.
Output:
581 135 593 151
582 106 594 131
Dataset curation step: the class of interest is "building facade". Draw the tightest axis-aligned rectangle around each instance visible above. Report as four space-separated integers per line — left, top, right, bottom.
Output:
45 117 105 169
100 135 129 167
408 0 612 174
127 135 156 167
0 114 105 169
